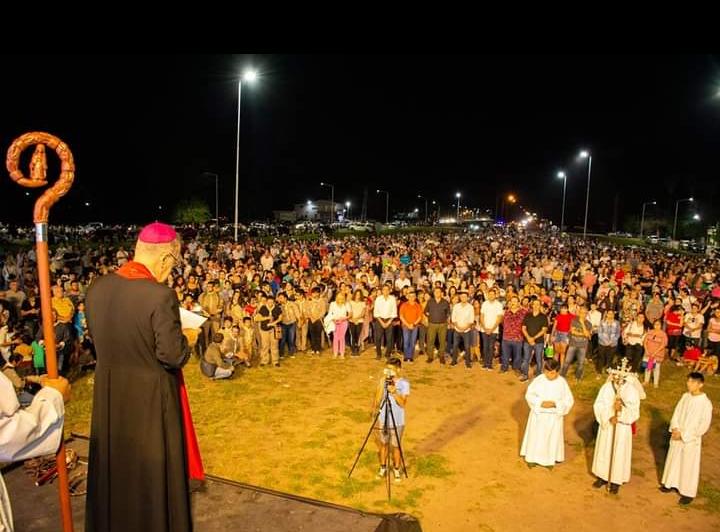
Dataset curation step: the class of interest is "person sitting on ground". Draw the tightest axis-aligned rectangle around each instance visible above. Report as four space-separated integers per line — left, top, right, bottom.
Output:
2 353 42 406
693 349 718 376
680 343 703 368
202 333 235 380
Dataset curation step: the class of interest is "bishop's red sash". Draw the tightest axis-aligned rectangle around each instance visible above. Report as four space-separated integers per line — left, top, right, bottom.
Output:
116 261 205 480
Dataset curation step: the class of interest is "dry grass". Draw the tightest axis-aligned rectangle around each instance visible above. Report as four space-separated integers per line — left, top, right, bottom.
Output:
65 348 720 530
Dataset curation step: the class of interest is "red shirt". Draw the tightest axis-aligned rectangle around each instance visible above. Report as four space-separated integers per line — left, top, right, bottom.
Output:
555 312 574 333
683 346 702 361
665 310 682 336
503 308 527 341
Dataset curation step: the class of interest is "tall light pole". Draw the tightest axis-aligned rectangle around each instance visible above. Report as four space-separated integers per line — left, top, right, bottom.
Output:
203 172 219 235
673 197 694 241
345 201 351 220
640 200 656 238
579 150 592 240
455 192 461 221
234 68 258 242
320 182 335 222
417 194 429 224
377 189 389 223
557 171 567 234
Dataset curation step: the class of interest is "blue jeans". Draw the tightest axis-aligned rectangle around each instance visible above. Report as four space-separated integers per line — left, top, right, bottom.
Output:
481 333 497 368
18 390 34 407
402 326 419 360
279 323 296 356
446 329 455 356
501 340 523 371
561 344 587 380
522 342 544 378
453 330 473 367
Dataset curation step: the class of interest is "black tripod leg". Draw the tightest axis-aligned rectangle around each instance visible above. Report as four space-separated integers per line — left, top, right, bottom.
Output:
347 399 385 478
386 390 409 478
385 396 391 500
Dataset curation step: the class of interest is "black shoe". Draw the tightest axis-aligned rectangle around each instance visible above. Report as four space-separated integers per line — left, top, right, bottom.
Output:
527 462 537 469
450 361 458 366
659 486 672 493
679 496 694 505
274 363 281 368
426 358 434 363
592 478 607 489
609 483 620 494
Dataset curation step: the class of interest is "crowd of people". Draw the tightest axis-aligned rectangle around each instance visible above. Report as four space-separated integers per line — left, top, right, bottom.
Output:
1 222 718 513
2 225 720 386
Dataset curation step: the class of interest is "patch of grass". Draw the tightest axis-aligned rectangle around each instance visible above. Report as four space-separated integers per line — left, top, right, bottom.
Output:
337 477 377 499
397 488 424 508
698 484 720 514
413 454 453 478
301 439 326 449
341 408 371 423
631 467 646 478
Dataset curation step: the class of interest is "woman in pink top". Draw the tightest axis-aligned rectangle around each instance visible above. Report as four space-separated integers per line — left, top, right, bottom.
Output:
707 308 720 357
643 320 668 388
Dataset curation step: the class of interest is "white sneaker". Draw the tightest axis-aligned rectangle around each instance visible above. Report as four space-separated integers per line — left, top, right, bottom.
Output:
393 468 401 482
378 466 387 478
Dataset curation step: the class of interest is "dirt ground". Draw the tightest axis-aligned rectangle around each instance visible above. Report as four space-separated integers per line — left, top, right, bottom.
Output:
66 346 720 532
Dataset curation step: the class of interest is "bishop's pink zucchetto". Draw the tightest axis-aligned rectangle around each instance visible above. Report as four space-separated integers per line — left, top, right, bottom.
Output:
137 222 178 244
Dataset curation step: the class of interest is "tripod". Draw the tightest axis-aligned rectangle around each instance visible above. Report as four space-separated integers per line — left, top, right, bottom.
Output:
348 379 408 500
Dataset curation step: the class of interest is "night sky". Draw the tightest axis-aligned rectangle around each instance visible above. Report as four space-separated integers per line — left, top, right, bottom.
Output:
1 53 719 230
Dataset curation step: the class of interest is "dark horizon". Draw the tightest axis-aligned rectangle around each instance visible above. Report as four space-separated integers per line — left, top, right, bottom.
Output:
1 53 719 232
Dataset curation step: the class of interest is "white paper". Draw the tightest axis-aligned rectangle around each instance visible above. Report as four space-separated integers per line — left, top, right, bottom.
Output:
180 308 208 330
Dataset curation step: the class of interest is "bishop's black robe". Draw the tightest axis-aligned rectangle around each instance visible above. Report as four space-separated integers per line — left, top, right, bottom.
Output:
85 272 192 531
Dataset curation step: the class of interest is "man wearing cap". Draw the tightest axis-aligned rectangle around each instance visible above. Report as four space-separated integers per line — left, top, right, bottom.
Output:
85 223 199 532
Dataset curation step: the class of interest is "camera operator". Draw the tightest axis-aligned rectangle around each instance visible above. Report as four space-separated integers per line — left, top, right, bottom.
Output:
372 357 410 482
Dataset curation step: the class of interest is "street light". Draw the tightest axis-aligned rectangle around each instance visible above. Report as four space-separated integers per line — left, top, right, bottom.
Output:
417 194 430 224
377 189 390 223
320 182 335 223
455 192 461 221
345 201 351 220
234 68 259 242
693 213 701 220
84 202 90 207
557 171 567 233
579 150 593 240
639 200 656 238
673 197 694 241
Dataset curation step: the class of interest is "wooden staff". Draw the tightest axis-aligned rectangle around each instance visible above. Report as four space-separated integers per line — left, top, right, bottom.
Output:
6 131 75 531
605 357 630 493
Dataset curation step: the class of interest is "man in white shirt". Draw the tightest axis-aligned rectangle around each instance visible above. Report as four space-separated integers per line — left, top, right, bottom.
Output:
451 291 475 369
480 288 504 370
394 270 411 291
373 284 398 360
682 303 704 349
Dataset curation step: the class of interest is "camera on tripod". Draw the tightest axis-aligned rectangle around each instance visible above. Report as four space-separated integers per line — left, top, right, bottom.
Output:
383 368 397 386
